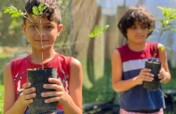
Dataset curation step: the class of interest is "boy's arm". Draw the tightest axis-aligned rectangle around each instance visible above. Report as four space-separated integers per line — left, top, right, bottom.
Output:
158 45 171 83
111 49 153 92
62 58 82 114
3 63 26 114
111 49 138 92
111 49 141 92
3 63 36 114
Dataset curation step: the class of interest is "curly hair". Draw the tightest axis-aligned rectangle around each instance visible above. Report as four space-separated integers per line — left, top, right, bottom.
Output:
118 6 155 39
24 0 61 24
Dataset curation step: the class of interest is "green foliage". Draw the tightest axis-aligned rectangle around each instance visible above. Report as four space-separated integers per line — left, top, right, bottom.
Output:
157 44 165 52
4 3 47 19
0 85 4 114
153 7 176 54
32 3 47 16
0 11 2 18
157 7 176 32
4 6 25 27
89 25 109 38
4 6 24 18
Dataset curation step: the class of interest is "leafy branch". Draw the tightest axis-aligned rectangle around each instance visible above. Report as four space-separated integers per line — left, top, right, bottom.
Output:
4 3 47 19
89 25 109 38
153 7 176 57
4 6 24 18
4 4 48 69
156 7 176 41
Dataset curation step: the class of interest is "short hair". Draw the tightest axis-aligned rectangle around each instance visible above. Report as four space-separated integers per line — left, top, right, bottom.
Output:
24 0 61 24
118 6 155 38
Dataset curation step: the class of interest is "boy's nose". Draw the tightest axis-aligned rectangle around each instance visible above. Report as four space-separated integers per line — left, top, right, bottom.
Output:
137 28 143 33
39 28 46 36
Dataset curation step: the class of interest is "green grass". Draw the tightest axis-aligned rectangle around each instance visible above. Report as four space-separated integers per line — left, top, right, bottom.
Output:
0 52 12 84
0 52 11 113
83 59 114 103
0 85 4 114
163 64 176 91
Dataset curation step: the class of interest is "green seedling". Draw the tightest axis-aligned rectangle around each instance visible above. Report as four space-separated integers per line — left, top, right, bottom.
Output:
4 3 47 23
4 3 48 69
152 6 176 58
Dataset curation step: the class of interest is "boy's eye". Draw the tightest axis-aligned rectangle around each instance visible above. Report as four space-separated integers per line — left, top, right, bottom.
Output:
29 25 36 29
141 25 148 29
130 26 136 29
46 26 52 29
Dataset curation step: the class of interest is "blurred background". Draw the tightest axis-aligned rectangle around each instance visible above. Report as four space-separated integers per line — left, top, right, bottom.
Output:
0 0 176 113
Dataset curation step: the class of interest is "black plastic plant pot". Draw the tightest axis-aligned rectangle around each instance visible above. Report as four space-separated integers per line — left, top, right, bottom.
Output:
27 68 58 114
143 61 161 91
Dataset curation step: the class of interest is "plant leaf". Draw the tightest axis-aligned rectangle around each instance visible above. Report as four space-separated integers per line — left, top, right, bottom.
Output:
32 3 47 16
38 3 47 12
89 25 109 38
4 6 24 18
32 6 39 16
158 44 165 52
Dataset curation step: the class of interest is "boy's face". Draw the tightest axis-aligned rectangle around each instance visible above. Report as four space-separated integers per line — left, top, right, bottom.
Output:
126 22 149 44
22 15 62 50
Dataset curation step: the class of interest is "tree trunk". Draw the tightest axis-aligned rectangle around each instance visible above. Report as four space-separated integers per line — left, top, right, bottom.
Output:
70 0 105 88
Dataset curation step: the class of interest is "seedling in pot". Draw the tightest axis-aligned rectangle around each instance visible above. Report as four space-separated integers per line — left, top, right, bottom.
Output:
4 3 58 114
27 68 58 114
143 7 176 91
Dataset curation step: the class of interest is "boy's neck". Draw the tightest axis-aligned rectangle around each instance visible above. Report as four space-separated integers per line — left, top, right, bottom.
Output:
127 42 147 52
30 49 56 64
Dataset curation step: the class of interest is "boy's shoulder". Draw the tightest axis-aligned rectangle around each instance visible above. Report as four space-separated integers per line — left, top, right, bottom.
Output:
55 53 73 65
146 42 159 49
56 53 72 60
10 54 29 66
55 53 81 67
116 44 128 51
147 41 158 45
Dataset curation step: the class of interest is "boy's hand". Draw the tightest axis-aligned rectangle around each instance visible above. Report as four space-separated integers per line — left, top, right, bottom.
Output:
18 83 36 106
158 68 166 83
41 78 67 105
135 68 154 85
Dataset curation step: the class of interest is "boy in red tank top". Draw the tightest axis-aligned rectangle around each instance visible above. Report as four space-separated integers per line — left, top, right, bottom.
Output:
3 0 82 114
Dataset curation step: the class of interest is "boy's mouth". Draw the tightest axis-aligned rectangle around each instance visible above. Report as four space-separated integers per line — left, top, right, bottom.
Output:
35 40 48 42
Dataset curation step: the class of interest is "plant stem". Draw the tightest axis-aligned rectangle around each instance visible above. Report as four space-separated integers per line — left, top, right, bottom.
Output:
39 18 44 69
24 9 44 69
152 28 163 61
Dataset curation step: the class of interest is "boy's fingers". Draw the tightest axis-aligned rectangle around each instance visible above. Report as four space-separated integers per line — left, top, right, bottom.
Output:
23 87 36 95
41 91 62 97
48 78 63 85
142 68 151 71
22 83 31 89
24 93 36 100
43 84 63 91
45 97 60 103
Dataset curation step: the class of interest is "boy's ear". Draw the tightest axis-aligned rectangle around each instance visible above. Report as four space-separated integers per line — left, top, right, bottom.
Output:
57 24 63 36
21 23 26 33
58 24 63 32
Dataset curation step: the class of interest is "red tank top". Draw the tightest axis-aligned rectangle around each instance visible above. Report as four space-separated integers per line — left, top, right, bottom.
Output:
10 53 72 109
